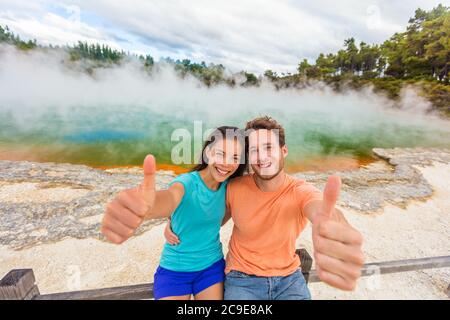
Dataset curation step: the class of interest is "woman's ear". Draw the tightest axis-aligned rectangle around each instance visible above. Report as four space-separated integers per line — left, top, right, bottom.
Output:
203 145 212 164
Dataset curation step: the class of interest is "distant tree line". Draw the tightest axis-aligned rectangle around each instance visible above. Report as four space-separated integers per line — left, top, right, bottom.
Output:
261 4 449 83
0 25 37 50
0 4 448 114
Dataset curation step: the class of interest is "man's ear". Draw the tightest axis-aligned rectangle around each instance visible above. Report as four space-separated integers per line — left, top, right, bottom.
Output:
282 145 288 158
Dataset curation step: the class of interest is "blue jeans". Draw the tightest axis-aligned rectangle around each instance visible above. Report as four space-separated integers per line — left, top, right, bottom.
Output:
224 269 311 300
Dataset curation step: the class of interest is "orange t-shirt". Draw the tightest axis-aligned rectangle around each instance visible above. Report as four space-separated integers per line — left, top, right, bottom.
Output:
225 173 323 277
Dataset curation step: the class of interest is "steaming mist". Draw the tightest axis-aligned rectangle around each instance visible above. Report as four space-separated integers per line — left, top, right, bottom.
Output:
1 44 450 171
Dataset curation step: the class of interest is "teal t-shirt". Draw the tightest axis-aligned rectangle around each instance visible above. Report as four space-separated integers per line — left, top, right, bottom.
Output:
159 171 227 272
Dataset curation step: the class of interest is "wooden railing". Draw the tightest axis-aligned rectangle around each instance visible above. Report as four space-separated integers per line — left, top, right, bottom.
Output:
1 249 449 300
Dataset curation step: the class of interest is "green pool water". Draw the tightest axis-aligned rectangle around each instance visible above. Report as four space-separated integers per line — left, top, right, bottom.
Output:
1 96 450 173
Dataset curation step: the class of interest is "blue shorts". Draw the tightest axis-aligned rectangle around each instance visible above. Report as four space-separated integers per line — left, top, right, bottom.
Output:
153 258 225 299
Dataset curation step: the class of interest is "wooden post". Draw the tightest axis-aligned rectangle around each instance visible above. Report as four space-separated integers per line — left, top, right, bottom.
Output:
296 248 313 283
446 284 450 298
0 269 40 300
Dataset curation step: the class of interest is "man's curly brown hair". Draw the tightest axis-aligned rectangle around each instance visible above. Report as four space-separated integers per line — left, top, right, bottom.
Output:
245 116 286 147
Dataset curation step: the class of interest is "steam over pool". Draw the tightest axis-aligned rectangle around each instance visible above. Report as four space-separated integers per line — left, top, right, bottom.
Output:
1 44 450 172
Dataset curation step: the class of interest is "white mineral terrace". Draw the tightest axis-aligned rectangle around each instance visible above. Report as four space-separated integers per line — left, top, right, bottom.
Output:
0 147 449 299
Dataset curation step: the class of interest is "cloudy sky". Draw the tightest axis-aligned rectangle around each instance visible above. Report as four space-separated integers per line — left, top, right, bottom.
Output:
0 0 447 73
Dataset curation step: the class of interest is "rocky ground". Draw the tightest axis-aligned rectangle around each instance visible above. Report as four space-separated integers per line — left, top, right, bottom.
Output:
0 162 175 250
0 147 449 299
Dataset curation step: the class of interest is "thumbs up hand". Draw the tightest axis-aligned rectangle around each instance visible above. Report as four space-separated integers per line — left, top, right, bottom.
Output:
312 175 365 291
139 154 157 208
101 155 157 244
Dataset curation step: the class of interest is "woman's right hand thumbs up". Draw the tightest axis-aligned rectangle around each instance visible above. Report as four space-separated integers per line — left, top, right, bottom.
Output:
101 154 157 244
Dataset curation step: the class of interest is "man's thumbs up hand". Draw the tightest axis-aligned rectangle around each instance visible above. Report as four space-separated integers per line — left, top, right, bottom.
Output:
101 154 157 244
312 176 365 291
321 175 341 219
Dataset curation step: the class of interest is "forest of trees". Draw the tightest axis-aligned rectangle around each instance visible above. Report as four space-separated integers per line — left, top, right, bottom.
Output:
283 4 449 82
69 41 126 63
0 5 448 114
0 25 37 50
267 4 449 115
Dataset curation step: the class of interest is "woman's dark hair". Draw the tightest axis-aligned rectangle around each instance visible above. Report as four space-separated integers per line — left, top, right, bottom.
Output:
191 126 247 179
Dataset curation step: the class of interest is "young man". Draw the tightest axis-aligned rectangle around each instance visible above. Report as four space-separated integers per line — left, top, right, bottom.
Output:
164 116 365 299
221 116 364 299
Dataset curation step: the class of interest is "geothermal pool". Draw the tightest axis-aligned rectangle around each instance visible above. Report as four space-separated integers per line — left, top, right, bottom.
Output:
1 46 450 173
1 100 450 173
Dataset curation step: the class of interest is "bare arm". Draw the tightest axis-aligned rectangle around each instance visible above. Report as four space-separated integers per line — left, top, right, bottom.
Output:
221 205 232 226
145 183 185 220
163 199 230 245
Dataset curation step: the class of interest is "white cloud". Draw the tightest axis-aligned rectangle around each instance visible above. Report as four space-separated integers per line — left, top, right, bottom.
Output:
0 0 446 73
0 11 120 49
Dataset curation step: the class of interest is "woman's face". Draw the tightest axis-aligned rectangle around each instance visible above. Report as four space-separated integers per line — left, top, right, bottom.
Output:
206 137 243 182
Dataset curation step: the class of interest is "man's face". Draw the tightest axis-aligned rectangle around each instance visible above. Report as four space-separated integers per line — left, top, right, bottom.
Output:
248 129 287 180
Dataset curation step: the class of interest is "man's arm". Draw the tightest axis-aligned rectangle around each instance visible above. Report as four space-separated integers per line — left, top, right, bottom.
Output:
221 205 232 226
163 197 230 246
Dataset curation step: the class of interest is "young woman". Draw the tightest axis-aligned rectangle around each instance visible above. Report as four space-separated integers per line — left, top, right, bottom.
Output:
154 126 246 300
101 126 246 300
